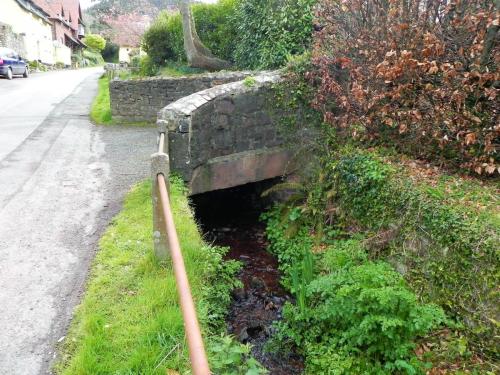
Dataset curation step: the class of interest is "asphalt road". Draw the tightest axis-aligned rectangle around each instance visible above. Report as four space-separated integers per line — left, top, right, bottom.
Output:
0 69 100 160
0 69 157 374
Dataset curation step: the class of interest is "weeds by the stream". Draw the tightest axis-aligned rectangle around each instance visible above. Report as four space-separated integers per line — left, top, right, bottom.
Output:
261 146 499 373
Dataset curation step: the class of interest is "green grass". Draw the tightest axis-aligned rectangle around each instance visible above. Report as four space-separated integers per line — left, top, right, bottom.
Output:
243 76 257 88
90 76 113 125
124 62 207 79
158 62 207 77
55 179 230 374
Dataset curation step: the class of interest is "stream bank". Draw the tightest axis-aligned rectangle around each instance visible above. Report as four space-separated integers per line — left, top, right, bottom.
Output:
191 180 303 375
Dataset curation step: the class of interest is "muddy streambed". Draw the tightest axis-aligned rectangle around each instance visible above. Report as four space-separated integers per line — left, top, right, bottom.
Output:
191 182 304 374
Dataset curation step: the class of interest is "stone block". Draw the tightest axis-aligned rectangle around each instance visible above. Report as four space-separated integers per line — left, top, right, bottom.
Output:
216 99 235 114
168 132 191 181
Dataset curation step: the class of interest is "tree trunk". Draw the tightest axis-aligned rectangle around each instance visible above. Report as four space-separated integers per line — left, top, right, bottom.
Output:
480 0 499 68
179 0 231 71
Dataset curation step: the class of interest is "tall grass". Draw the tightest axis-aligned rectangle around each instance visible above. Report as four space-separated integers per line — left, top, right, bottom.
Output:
55 180 216 374
90 76 112 125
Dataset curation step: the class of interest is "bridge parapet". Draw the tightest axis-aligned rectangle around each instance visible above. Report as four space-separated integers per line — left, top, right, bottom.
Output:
158 72 293 195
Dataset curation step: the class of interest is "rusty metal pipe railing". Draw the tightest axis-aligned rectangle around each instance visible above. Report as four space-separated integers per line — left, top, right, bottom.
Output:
156 173 210 375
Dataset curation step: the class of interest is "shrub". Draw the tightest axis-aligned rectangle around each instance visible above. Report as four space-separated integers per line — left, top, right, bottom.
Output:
129 55 141 68
333 152 396 227
208 335 266 374
142 0 237 65
101 39 119 63
71 54 83 67
232 0 316 69
29 60 47 71
83 34 106 51
327 149 499 357
142 11 180 65
83 49 104 66
192 0 238 62
138 55 159 77
319 239 367 272
262 206 314 288
310 0 499 175
269 232 446 373
199 246 242 332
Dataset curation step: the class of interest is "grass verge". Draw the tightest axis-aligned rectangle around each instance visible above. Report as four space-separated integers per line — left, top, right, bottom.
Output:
55 178 258 374
90 76 112 125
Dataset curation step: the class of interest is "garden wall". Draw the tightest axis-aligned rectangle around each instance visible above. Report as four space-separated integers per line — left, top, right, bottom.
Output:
110 71 251 123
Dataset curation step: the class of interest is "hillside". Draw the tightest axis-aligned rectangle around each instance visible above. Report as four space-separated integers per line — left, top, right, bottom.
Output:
85 0 177 18
83 0 178 38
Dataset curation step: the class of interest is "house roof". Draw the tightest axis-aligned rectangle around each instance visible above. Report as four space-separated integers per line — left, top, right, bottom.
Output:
14 0 52 24
32 0 83 31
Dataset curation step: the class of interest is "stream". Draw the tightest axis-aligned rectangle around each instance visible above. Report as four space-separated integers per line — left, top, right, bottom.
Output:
191 181 304 374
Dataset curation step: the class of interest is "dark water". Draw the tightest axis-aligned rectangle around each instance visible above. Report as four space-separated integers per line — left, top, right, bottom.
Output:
191 181 304 375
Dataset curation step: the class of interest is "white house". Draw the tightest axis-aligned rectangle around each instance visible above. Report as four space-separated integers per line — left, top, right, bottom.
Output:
0 0 54 64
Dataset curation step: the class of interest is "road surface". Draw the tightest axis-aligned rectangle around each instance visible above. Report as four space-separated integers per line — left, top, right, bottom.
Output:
0 69 156 374
0 69 98 160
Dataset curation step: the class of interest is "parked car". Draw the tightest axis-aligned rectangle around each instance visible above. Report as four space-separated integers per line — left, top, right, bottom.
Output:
0 47 29 80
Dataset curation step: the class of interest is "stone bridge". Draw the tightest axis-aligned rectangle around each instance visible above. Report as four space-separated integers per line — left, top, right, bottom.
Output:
157 72 294 195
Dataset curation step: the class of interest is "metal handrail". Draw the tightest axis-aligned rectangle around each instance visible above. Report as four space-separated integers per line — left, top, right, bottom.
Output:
154 132 210 374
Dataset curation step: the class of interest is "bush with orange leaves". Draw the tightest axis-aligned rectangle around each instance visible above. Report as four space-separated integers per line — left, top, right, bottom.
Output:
309 0 499 175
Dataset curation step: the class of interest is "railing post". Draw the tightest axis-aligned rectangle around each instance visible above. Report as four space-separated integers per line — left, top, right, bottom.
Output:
151 151 170 260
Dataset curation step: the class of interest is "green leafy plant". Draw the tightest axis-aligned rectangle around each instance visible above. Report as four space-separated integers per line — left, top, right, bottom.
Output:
243 76 257 87
276 254 446 373
290 247 314 314
332 151 396 228
142 0 238 67
232 0 316 69
142 11 181 65
327 149 499 357
83 49 104 66
83 34 106 51
262 206 313 288
319 239 368 272
199 246 242 332
101 39 119 63
208 335 267 375
138 55 159 77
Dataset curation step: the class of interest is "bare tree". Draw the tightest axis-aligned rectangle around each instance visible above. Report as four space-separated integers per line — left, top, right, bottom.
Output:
179 0 231 70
